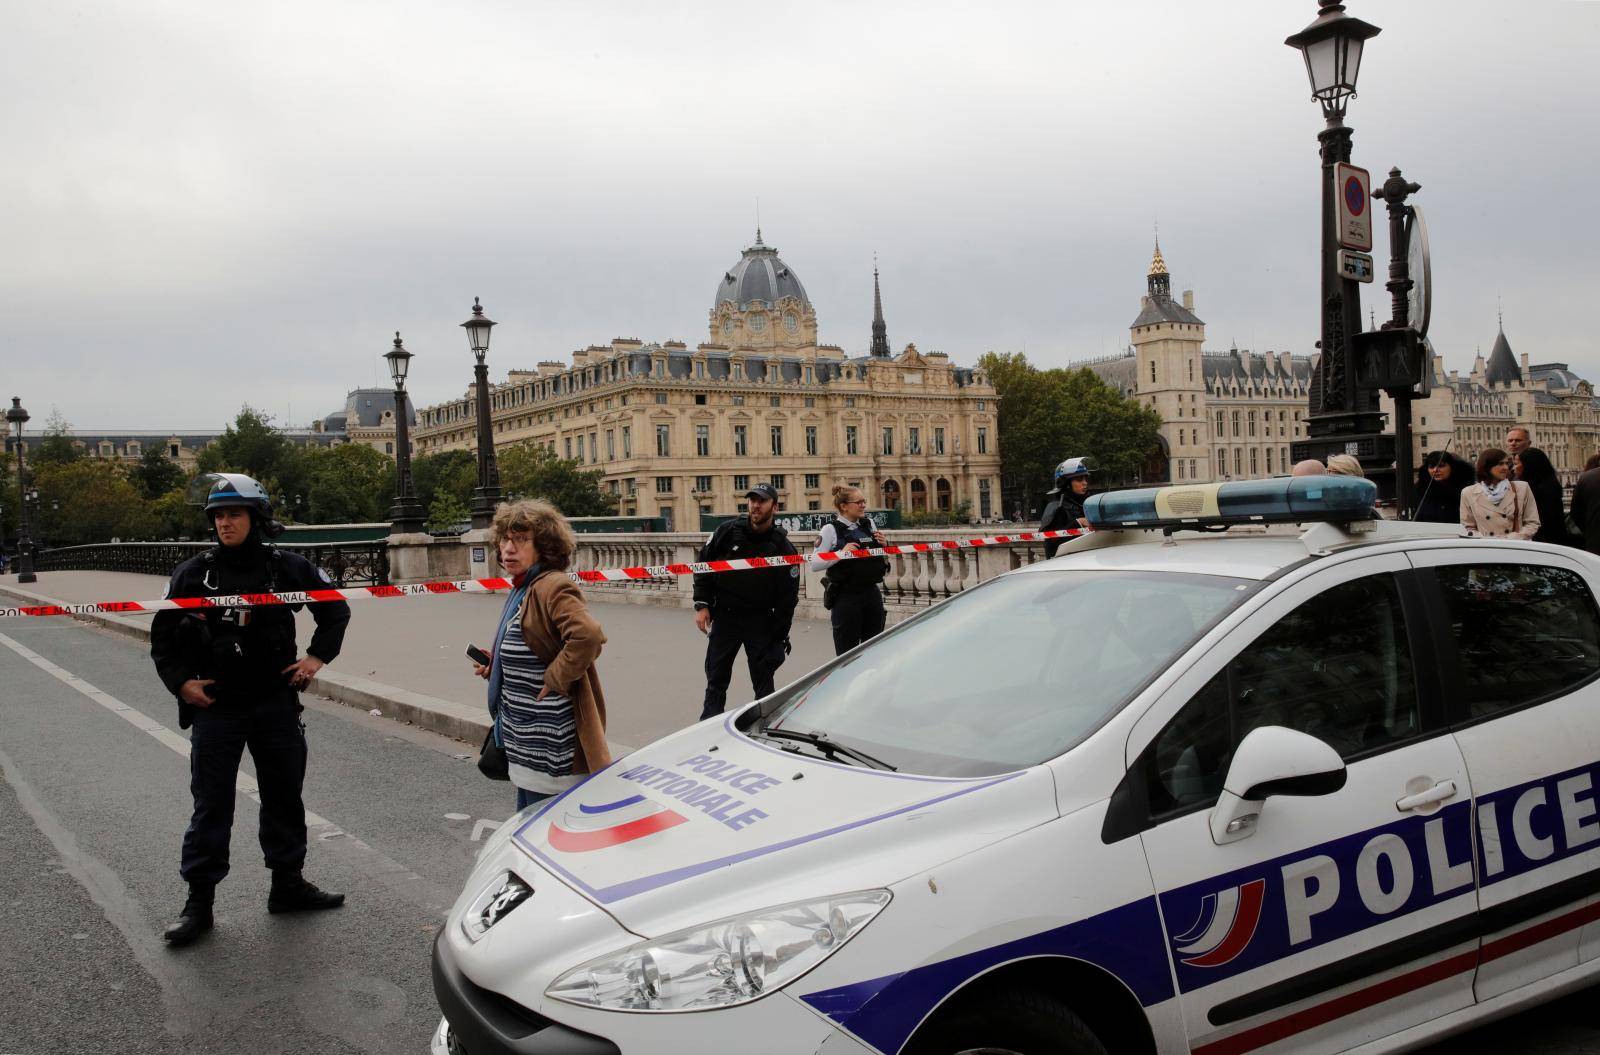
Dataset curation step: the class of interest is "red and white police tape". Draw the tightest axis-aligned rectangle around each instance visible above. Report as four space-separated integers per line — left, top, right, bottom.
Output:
0 528 1085 619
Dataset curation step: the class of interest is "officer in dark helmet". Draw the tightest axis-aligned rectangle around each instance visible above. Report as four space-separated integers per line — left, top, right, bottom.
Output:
1039 456 1095 559
150 473 351 946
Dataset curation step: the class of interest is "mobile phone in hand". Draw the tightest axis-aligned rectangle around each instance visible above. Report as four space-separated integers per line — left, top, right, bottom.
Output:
466 644 492 666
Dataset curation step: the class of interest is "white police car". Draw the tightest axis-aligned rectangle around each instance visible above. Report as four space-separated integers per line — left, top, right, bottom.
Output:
432 476 1600 1055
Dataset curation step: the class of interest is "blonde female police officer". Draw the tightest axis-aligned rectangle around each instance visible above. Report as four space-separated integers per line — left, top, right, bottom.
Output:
810 484 889 655
150 474 350 946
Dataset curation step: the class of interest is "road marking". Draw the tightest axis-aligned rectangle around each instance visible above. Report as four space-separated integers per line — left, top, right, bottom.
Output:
0 630 457 916
471 818 504 843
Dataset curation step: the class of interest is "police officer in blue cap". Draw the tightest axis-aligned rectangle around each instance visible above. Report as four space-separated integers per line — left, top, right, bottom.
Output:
150 474 351 946
1039 457 1094 558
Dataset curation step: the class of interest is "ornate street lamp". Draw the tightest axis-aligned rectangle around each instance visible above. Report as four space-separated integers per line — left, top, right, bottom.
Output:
384 332 426 534
5 397 37 583
1286 1 1391 490
460 297 503 528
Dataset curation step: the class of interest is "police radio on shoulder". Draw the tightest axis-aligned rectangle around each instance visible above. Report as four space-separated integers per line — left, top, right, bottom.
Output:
1083 476 1378 531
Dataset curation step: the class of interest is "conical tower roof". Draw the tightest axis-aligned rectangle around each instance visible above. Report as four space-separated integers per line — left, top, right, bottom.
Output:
1485 317 1520 386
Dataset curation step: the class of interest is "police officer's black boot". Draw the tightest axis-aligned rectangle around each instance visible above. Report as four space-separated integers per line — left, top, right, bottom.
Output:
163 885 215 947
267 870 345 914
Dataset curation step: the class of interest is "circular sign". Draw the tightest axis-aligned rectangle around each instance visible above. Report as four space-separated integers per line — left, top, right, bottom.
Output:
1405 206 1432 338
1343 176 1367 216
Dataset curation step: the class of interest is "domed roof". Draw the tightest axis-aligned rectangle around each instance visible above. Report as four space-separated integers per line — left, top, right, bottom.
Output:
713 231 810 312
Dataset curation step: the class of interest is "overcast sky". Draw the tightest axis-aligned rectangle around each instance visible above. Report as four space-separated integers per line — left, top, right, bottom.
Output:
2 0 1596 430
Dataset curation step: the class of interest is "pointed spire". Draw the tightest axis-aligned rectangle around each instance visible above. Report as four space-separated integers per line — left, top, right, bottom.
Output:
1146 235 1171 302
1148 235 1168 277
870 254 890 358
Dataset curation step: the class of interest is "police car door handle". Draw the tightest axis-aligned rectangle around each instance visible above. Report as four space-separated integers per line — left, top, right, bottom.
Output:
1395 779 1457 813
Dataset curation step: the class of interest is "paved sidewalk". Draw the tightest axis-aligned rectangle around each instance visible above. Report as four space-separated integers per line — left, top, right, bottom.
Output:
0 571 840 752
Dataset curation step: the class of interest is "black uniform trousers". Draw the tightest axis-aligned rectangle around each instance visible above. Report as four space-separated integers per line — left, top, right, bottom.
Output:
181 692 308 888
701 612 784 721
830 586 887 655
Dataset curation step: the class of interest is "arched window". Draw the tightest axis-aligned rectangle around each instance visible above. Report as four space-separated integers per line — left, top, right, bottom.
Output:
881 479 901 510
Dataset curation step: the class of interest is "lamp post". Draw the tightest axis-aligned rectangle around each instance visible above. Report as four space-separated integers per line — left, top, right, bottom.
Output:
461 297 502 529
1285 1 1392 493
384 331 426 534
6 397 37 583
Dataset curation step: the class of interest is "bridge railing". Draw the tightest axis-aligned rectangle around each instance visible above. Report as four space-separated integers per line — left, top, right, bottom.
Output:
33 541 391 587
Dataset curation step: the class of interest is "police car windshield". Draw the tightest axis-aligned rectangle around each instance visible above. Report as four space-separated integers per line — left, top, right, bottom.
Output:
750 570 1250 777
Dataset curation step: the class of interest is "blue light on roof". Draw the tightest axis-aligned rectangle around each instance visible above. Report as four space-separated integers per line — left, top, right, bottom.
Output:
1084 476 1377 530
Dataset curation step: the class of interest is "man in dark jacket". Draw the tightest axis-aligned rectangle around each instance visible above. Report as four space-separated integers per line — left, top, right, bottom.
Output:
1039 457 1094 558
693 483 799 721
150 474 351 946
1570 462 1600 555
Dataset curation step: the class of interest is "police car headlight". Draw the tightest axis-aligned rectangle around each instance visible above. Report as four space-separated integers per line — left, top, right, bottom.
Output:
546 889 891 1012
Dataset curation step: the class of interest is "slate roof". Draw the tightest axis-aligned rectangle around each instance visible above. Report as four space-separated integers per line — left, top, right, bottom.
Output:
1484 328 1521 385
1131 295 1204 329
713 233 810 311
325 388 415 430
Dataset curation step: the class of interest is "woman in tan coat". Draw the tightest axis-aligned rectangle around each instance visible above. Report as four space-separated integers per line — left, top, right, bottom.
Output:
472 499 612 811
1460 447 1540 540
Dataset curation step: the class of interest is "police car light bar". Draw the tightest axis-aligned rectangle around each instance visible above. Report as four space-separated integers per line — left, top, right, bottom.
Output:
1083 476 1378 530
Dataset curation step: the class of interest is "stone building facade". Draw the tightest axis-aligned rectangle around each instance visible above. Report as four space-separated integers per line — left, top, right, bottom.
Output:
411 233 1003 528
1074 244 1317 484
4 427 339 473
316 388 415 457
1382 320 1600 483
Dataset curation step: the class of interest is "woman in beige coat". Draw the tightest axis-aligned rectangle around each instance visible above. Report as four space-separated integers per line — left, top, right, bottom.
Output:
473 499 612 811
1460 447 1540 540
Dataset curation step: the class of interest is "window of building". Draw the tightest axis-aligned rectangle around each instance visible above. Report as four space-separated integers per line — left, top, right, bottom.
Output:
696 425 710 456
655 476 673 493
770 396 781 408
170 443 180 458
771 474 785 490
908 427 921 454
1177 461 1185 480
606 430 615 459
1266 448 1274 474
805 473 820 489
1433 565 1600 719
882 427 894 456
1141 573 1420 817
979 478 993 518
564 437 572 459
805 425 818 456
655 424 671 456
808 500 820 510
977 428 988 455
695 393 707 405
1231 412 1241 438
621 426 632 458
844 397 856 408
804 397 815 408
846 425 858 456
934 427 946 455
1189 360 1195 382
977 400 987 411
695 475 713 492
732 395 744 406
770 425 784 456
655 393 668 405
576 435 585 461
1217 451 1226 477
1248 412 1256 437
654 360 665 378
734 474 749 491
1233 449 1242 476
695 361 705 379
1249 448 1258 475
733 425 748 456
1150 361 1157 383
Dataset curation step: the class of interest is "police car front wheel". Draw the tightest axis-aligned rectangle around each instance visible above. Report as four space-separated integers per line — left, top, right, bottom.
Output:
910 988 1108 1055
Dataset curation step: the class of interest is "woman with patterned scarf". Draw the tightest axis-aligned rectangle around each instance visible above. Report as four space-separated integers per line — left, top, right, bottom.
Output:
471 499 613 811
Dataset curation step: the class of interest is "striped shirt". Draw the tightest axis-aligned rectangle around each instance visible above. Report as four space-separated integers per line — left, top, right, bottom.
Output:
496 618 579 795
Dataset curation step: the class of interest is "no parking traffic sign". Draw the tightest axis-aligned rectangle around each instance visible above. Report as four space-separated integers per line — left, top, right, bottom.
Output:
1336 163 1373 251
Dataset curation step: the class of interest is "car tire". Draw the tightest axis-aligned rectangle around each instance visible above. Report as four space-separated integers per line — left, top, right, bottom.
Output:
909 987 1109 1055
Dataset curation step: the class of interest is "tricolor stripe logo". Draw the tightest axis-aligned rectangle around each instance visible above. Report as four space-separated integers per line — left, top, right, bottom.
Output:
1173 878 1267 968
546 794 687 853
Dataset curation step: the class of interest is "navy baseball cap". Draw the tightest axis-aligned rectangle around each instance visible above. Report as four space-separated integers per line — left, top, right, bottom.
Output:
746 483 779 502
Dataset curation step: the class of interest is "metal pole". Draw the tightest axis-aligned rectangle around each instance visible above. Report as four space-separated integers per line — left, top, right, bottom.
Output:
13 430 36 583
1377 166 1422 518
469 359 502 528
389 384 426 534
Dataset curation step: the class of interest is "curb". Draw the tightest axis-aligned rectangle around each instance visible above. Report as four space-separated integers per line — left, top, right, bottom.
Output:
0 582 491 745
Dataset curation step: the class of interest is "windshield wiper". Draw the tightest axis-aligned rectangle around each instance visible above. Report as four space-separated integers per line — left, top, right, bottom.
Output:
754 728 898 771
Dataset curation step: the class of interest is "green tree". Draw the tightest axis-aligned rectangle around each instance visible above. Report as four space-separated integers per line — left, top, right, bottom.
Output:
497 443 617 517
0 454 17 545
32 408 83 467
129 444 187 499
427 491 471 533
33 460 156 545
207 406 293 482
149 488 206 540
412 448 477 515
300 443 395 524
978 352 1163 514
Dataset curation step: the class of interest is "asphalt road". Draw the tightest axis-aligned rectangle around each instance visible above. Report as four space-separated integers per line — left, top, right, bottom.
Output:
3 616 1600 1054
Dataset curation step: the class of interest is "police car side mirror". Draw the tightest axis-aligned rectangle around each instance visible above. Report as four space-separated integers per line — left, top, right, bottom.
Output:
1209 726 1347 846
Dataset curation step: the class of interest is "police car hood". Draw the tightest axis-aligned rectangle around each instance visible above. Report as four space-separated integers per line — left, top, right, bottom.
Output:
508 717 1057 933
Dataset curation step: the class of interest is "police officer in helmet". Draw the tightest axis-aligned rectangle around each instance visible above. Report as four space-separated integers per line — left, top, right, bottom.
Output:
150 474 352 946
1040 457 1094 559
693 483 800 721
